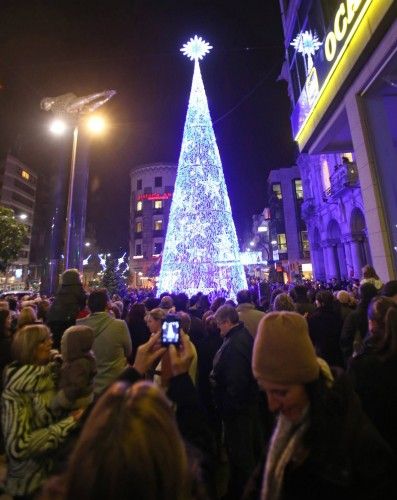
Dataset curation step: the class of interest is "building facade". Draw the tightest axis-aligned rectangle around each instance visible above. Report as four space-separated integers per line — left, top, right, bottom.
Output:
278 0 397 281
129 163 177 287
267 166 312 280
0 154 37 283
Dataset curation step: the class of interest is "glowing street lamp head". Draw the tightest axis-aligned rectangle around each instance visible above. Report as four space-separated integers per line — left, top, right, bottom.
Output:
49 118 67 135
86 115 106 134
19 213 28 220
180 35 212 61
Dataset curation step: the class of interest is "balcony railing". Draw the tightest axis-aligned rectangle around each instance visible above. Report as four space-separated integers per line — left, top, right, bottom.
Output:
323 161 359 200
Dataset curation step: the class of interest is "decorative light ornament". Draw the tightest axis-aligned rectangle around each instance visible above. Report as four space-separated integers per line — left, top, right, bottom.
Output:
158 37 247 298
180 35 213 61
83 255 91 266
290 30 322 72
116 252 127 272
98 253 107 271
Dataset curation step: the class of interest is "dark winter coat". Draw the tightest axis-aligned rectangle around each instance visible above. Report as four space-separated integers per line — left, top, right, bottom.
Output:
47 283 86 325
308 308 344 368
244 375 395 500
348 350 397 454
340 304 369 363
210 322 260 418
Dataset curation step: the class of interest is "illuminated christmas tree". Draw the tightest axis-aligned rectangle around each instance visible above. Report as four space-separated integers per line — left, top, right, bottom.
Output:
158 36 247 297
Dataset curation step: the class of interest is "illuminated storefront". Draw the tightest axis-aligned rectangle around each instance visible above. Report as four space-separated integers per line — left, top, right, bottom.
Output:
279 0 397 281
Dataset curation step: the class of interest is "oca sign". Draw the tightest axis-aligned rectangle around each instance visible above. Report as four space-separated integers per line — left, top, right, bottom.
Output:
324 0 367 62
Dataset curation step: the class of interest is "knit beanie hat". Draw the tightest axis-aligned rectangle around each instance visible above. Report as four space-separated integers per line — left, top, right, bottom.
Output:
253 311 319 384
61 268 81 286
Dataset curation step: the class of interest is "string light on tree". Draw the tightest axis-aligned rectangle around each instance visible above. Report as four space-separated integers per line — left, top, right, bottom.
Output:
158 36 247 298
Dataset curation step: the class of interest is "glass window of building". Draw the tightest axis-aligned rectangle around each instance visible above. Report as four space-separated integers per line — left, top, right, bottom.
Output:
277 233 287 253
136 244 142 256
154 242 162 255
154 220 163 231
294 179 304 199
272 183 282 200
137 179 142 190
136 221 142 233
136 201 143 211
301 231 310 251
154 176 162 188
341 152 353 163
321 157 331 192
154 200 163 209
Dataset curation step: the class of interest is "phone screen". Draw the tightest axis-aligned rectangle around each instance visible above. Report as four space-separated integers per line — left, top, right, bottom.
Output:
161 319 180 346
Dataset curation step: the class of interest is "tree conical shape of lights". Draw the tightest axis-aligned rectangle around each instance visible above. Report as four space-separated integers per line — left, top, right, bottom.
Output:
158 36 247 298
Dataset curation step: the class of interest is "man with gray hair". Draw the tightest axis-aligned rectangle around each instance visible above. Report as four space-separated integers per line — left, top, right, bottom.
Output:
210 304 265 499
236 289 265 337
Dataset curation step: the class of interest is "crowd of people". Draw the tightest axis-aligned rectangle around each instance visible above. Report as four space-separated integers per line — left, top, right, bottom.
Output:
0 264 396 499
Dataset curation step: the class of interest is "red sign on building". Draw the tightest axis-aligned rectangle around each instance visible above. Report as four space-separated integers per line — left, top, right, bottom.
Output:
137 192 172 201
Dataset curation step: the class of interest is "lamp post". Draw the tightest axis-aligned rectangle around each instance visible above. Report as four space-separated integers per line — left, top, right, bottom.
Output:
41 90 116 271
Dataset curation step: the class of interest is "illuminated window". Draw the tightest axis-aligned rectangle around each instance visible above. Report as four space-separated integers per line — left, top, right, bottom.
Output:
154 220 163 231
21 170 30 180
154 176 162 188
272 183 282 200
294 179 303 199
136 201 143 211
321 157 331 192
137 179 142 190
136 244 142 255
277 233 287 253
301 231 310 251
154 200 163 209
136 221 142 233
341 152 353 163
154 242 162 255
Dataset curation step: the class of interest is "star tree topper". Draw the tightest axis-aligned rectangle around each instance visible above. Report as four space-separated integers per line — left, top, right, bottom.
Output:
180 35 213 61
290 30 321 72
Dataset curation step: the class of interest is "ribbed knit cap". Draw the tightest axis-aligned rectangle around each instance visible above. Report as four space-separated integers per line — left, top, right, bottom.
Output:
253 311 319 384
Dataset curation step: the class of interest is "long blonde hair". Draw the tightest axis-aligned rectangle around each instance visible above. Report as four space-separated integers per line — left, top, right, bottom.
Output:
63 381 190 500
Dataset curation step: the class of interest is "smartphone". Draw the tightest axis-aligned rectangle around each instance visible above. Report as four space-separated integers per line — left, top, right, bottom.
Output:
161 315 181 346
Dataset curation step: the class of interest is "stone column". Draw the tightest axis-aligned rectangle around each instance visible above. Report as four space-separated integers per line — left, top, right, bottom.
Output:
350 239 364 279
322 241 337 280
343 239 354 279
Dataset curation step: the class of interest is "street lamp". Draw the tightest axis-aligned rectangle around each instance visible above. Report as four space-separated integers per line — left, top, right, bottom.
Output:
41 90 116 271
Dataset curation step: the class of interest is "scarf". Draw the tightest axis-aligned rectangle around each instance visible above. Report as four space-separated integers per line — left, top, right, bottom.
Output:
260 406 310 500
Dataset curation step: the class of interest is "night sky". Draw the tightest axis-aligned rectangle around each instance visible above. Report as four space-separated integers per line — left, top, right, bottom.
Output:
0 0 296 253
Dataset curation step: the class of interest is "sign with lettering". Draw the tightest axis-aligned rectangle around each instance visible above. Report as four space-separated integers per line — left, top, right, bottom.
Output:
291 0 372 139
137 192 172 201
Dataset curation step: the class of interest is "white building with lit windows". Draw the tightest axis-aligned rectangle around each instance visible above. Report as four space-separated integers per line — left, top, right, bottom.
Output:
0 154 37 285
278 0 397 282
129 163 177 287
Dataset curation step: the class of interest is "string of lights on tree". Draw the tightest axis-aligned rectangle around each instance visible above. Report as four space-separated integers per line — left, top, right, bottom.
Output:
157 36 247 298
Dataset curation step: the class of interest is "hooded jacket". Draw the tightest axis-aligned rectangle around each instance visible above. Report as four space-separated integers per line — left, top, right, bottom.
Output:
77 312 131 395
1 362 76 497
56 327 96 407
